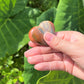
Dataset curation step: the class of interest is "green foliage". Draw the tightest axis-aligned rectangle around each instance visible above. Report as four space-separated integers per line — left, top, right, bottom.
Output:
28 0 58 11
0 0 41 58
36 7 56 25
54 0 84 32
37 71 84 84
0 46 25 84
0 0 84 84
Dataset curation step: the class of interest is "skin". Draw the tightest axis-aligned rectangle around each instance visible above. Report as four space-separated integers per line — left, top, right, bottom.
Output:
24 31 84 80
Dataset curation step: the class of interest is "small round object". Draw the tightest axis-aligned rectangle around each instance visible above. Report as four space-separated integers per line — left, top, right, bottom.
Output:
29 21 55 46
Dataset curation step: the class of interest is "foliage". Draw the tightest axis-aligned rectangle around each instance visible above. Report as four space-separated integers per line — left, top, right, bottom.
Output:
0 0 84 84
0 46 25 84
27 0 58 11
54 0 84 32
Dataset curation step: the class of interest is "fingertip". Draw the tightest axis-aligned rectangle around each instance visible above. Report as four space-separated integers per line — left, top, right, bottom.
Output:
28 41 41 47
27 57 34 64
34 64 42 71
44 32 55 42
34 63 49 71
28 41 36 47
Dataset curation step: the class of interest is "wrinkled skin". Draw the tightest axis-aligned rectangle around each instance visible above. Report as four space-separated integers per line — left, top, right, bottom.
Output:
25 31 84 80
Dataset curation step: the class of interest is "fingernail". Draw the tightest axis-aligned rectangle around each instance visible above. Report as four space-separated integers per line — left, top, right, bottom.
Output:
28 57 33 64
44 32 54 41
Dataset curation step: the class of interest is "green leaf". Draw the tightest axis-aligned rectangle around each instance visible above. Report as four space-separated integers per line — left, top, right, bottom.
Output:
0 0 28 25
37 7 56 25
28 0 58 11
78 0 84 33
19 76 24 82
24 57 49 84
10 0 28 16
0 6 41 58
13 79 17 84
82 0 84 7
37 71 84 84
54 0 84 32
39 0 58 10
7 79 13 84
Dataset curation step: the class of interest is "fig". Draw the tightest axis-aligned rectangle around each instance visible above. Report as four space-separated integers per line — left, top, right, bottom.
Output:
29 21 55 46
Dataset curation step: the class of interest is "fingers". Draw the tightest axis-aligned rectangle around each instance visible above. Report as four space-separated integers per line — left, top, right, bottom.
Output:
24 46 58 58
34 61 65 71
28 41 40 47
44 32 76 57
33 54 73 73
28 53 63 64
34 58 84 80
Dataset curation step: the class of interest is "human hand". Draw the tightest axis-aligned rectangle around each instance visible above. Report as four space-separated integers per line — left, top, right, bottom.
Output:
24 31 84 80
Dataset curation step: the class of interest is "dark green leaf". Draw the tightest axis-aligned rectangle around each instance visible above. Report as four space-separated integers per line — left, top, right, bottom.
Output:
40 0 58 10
28 0 58 11
37 7 56 25
10 0 28 16
0 7 41 58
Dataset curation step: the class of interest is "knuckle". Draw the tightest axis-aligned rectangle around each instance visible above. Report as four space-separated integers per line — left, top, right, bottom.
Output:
52 37 63 50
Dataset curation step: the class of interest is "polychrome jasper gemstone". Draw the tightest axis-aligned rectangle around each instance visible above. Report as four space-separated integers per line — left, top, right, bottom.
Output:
29 21 55 46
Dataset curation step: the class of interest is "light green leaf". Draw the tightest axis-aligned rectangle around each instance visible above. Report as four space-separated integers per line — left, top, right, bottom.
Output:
82 0 84 6
37 71 84 84
7 79 13 84
54 0 84 33
19 76 24 82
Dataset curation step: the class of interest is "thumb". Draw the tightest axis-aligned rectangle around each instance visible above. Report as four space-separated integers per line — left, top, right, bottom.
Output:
44 32 76 56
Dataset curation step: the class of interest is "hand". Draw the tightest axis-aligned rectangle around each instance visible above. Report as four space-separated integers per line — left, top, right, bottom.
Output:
24 31 84 80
